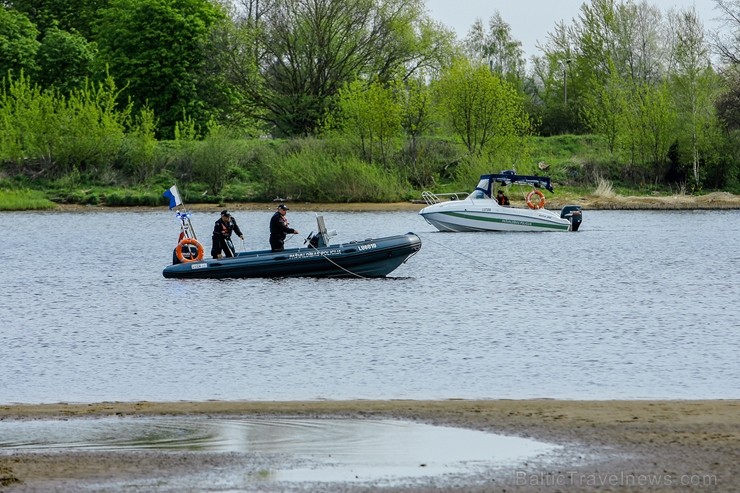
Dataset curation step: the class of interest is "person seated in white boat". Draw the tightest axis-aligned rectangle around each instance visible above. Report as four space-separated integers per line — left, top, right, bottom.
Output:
496 189 510 206
269 204 299 252
211 210 244 259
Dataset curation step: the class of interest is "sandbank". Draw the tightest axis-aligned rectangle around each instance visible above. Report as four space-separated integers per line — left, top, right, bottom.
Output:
1 399 738 492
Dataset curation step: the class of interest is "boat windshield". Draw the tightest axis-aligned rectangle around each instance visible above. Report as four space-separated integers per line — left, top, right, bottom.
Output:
472 177 493 198
475 177 490 192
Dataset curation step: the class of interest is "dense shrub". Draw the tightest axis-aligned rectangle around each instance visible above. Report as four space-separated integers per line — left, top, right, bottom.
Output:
263 148 407 202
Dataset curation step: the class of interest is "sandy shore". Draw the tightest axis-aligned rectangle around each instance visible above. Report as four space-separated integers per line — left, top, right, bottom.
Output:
1 399 738 492
39 190 740 214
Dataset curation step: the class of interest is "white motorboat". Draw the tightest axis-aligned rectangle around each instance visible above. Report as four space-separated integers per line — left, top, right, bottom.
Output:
419 171 583 232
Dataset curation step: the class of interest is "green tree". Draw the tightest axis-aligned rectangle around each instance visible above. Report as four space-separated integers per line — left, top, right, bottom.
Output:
331 79 402 168
668 7 722 188
0 7 40 79
624 81 676 177
192 121 239 195
463 12 525 87
434 58 531 158
538 0 669 136
95 0 225 138
713 0 740 189
36 26 97 93
584 63 677 181
717 70 740 131
0 73 131 176
215 0 453 137
528 22 580 135
7 0 108 40
397 74 436 185
582 60 626 155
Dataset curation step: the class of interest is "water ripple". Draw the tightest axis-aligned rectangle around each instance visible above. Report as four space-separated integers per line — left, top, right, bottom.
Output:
0 209 738 403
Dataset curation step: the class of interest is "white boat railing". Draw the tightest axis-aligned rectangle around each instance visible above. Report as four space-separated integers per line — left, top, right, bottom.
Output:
421 191 469 206
421 190 470 205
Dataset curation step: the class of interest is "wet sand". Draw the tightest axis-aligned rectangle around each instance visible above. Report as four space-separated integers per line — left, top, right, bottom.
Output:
1 399 738 492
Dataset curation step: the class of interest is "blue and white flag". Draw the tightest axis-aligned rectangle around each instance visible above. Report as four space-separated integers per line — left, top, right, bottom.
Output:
163 185 182 210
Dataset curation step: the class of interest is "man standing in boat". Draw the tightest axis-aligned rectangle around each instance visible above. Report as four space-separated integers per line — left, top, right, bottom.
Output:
269 204 299 252
211 210 244 259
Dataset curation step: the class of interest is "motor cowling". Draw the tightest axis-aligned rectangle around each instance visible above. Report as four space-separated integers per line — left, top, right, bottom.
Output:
560 205 583 232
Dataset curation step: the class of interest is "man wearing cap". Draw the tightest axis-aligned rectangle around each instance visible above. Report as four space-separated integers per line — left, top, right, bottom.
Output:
269 204 299 252
211 210 244 259
496 189 510 206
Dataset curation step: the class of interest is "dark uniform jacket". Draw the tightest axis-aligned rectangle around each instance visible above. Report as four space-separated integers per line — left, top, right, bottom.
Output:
213 217 243 239
211 217 243 258
269 212 296 251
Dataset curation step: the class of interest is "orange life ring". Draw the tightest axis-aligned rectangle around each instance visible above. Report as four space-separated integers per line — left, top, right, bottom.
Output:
526 190 546 209
176 238 204 263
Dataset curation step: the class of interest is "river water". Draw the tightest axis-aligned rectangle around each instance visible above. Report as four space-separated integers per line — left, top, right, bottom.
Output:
1 208 738 404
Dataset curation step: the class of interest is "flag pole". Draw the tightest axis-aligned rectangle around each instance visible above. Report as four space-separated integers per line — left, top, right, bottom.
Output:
165 185 197 240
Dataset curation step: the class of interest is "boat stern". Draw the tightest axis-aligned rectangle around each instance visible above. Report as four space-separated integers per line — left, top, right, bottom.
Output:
560 205 583 231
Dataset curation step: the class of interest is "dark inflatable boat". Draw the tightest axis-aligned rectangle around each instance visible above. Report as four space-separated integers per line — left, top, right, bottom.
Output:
163 216 421 279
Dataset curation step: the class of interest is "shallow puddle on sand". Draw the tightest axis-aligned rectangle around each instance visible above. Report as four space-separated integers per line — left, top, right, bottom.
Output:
0 417 558 483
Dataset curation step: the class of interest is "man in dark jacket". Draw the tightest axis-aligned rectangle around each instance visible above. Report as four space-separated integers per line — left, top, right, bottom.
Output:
269 204 299 252
211 210 244 259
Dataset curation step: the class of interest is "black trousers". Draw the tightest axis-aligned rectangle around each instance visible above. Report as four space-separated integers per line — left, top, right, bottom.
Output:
269 235 284 252
211 236 235 258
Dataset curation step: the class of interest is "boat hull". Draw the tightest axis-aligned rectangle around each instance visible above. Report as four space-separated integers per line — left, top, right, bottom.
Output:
419 201 571 232
163 233 421 279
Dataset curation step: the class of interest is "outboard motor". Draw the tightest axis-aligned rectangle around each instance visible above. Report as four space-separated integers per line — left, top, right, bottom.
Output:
560 205 583 232
304 215 338 248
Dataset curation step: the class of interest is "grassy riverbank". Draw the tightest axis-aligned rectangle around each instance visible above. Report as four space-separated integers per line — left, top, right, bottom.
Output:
2 133 739 212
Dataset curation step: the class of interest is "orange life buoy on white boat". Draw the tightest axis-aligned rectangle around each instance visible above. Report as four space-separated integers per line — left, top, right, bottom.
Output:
526 190 546 209
176 238 204 263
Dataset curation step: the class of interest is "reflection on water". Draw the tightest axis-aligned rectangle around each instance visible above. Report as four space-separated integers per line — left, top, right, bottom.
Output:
0 209 739 403
0 417 558 483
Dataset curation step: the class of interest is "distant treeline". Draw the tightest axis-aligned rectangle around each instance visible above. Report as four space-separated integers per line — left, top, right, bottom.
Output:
2 0 740 198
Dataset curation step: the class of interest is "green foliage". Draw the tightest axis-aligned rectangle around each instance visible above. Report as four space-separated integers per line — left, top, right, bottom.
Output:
0 188 56 210
225 0 452 137
174 113 200 141
102 189 162 206
0 8 40 79
0 72 60 169
583 69 679 183
55 77 130 175
669 10 723 188
36 27 97 94
38 181 164 206
8 0 107 39
2 0 739 199
95 0 226 138
259 138 407 202
0 73 131 177
329 79 402 168
434 59 532 157
191 121 241 195
451 151 539 190
117 107 161 183
398 76 436 138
